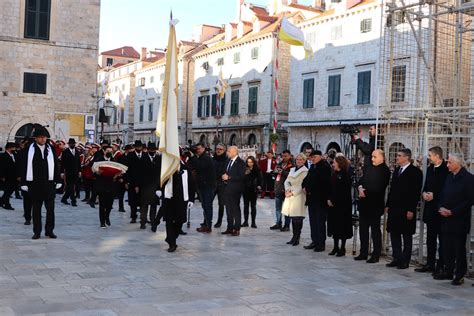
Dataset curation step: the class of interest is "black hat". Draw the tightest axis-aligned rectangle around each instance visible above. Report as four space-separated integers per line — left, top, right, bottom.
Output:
311 150 323 156
147 142 157 150
100 139 109 145
32 126 49 138
68 138 76 145
5 142 16 150
124 144 133 151
134 140 143 147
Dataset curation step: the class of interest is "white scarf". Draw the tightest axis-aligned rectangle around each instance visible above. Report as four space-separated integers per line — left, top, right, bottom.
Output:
164 170 189 201
26 143 54 181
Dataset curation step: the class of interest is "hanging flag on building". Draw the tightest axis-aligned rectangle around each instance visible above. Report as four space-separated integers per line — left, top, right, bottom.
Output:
156 13 180 187
278 17 313 58
215 69 228 116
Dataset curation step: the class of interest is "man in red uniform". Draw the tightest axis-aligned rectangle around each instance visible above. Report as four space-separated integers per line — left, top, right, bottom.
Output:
258 151 276 199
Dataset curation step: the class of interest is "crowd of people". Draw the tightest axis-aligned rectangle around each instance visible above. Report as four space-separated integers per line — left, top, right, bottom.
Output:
0 125 473 285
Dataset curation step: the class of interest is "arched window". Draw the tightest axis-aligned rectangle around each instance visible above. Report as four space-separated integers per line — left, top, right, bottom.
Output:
229 134 237 146
15 123 50 142
326 142 341 153
300 142 313 152
248 133 257 146
199 134 207 144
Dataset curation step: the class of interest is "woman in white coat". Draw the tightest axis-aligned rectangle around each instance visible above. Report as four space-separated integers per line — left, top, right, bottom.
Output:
282 153 309 246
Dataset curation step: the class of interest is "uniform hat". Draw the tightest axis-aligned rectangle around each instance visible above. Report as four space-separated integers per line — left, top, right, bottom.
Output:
133 140 143 147
68 138 76 144
100 139 109 145
32 126 49 138
124 144 133 151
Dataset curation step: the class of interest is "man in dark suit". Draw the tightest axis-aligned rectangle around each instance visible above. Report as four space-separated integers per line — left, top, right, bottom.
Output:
415 146 449 275
221 146 246 236
435 153 473 285
302 150 332 252
0 142 18 210
124 140 144 223
139 142 161 230
60 138 81 207
18 126 62 239
385 148 423 269
16 138 34 225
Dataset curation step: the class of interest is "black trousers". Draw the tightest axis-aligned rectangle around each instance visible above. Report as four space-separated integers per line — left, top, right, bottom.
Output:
32 197 55 235
117 185 126 210
140 203 157 225
22 190 32 222
443 232 467 279
165 220 181 247
62 179 78 203
308 204 328 249
82 178 94 201
128 188 140 219
262 173 274 196
98 191 114 226
215 184 226 224
243 191 257 224
426 221 443 269
225 191 242 231
390 232 412 264
359 216 382 257
1 182 15 207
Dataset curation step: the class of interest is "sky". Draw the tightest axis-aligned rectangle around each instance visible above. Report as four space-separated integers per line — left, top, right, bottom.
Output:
99 0 269 53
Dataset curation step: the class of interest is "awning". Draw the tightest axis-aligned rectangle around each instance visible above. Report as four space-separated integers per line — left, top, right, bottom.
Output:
283 118 378 128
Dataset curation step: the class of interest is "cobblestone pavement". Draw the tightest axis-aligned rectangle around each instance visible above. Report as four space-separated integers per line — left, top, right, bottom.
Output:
0 195 473 316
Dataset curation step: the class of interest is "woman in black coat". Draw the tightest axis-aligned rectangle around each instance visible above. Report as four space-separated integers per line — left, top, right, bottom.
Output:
242 156 262 228
327 155 353 257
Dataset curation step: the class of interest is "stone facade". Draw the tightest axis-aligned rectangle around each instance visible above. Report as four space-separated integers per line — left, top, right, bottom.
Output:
0 0 100 143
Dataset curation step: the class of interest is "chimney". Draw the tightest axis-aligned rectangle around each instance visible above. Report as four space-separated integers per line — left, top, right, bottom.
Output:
140 47 147 60
235 0 243 22
313 0 325 9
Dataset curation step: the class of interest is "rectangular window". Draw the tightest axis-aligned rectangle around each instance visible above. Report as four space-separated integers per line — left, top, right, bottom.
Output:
205 95 210 117
231 89 240 115
139 77 145 86
150 76 154 84
23 72 47 94
328 74 341 107
220 94 226 116
391 65 406 102
197 95 210 117
112 108 117 124
234 52 240 64
106 58 114 67
139 102 144 122
160 73 165 81
217 57 224 66
197 96 203 118
251 47 259 60
360 18 372 33
248 86 258 114
120 108 124 124
357 71 371 105
24 0 51 40
148 101 153 121
303 78 314 108
122 84 125 91
211 94 218 116
330 25 342 40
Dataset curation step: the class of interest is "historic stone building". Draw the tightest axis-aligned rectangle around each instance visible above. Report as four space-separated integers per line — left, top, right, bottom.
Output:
0 0 100 143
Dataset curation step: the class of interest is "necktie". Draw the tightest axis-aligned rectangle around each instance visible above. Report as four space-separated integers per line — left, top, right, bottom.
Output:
398 167 403 177
227 160 233 173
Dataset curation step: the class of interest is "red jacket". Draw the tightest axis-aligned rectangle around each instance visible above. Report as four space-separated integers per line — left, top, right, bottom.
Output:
259 158 277 174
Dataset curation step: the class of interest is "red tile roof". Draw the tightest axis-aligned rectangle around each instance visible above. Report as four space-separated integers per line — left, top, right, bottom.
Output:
110 62 127 68
250 5 268 16
288 3 324 13
256 14 278 23
101 46 140 59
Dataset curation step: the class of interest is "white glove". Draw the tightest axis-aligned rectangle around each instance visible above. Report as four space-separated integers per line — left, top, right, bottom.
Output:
20 185 28 192
156 191 162 198
55 183 62 189
187 201 194 209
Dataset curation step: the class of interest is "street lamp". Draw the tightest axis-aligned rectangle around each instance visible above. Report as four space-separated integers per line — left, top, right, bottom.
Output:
99 99 115 141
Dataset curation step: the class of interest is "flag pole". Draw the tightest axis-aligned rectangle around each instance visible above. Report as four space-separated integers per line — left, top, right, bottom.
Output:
271 22 281 154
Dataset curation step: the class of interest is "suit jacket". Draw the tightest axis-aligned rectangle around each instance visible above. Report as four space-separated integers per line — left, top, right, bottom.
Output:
139 153 161 205
302 160 332 208
224 156 246 195
124 152 143 187
162 165 196 224
61 148 81 181
439 168 473 234
358 163 391 218
422 161 449 224
0 152 17 184
258 158 276 174
386 164 423 234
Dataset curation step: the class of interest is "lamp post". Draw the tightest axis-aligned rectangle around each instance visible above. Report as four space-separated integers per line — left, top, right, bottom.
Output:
100 99 114 142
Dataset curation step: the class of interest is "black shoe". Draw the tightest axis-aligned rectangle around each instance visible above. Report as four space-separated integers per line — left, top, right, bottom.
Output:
130 219 137 224
451 277 464 286
433 273 453 280
304 243 316 250
367 257 379 263
24 221 31 225
414 265 434 273
280 225 290 232
251 223 257 228
105 219 111 226
118 208 126 213
45 232 57 239
241 222 249 227
89 202 95 208
168 245 177 253
179 230 187 235
328 248 339 256
15 195 22 200
270 224 281 230
292 238 300 246
81 198 88 202
32 234 40 240
61 200 70 205
354 255 368 261
397 262 409 269
151 225 157 233
221 229 233 235
314 247 325 252
71 202 77 207
386 261 400 268
214 221 222 228
286 237 296 245
140 223 146 229
336 248 346 257
3 205 14 210
100 224 107 229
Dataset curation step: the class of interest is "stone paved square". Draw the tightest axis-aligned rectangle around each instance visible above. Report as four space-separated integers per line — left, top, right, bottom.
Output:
0 197 473 315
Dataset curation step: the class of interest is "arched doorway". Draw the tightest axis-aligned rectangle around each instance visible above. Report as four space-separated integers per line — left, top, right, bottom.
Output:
326 142 341 153
15 123 50 142
199 134 207 145
300 142 313 152
388 142 405 167
248 133 256 146
229 134 237 146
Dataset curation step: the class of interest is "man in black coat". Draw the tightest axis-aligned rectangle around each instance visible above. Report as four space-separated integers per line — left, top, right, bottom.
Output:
352 125 376 169
192 143 216 233
434 153 473 285
213 143 227 228
93 145 116 228
415 146 449 275
124 140 144 223
355 149 391 263
60 138 81 207
18 126 62 239
385 148 423 269
302 150 331 252
139 142 161 230
0 142 18 210
221 146 246 236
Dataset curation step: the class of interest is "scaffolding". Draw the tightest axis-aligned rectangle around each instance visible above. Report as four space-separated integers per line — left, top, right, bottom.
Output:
377 0 474 273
